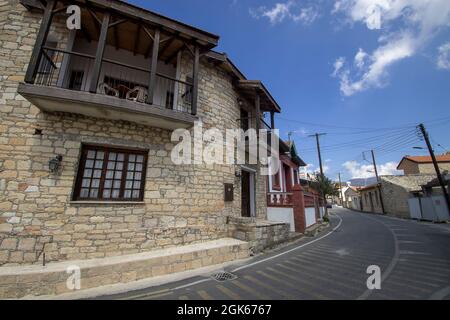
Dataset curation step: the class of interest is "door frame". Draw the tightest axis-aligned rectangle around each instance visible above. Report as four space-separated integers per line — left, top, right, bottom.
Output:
241 166 256 217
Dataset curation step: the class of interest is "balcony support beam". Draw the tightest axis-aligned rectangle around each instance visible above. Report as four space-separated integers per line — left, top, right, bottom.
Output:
89 12 110 93
191 45 200 115
255 92 261 132
146 28 160 105
270 111 275 130
24 0 56 84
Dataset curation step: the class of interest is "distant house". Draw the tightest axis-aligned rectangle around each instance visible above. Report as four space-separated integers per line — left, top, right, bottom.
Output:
359 183 384 214
344 186 361 210
359 174 436 218
267 139 324 232
408 175 450 222
397 154 450 175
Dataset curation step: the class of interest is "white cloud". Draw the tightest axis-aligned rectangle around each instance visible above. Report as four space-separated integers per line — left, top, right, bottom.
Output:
332 0 450 96
332 57 345 76
343 160 401 179
292 7 320 25
437 42 450 70
354 48 368 69
250 1 319 25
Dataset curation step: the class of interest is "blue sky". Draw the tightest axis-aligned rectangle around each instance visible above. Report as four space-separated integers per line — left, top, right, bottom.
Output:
130 0 450 181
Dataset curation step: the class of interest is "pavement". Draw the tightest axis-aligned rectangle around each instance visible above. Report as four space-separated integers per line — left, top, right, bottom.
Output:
97 207 450 300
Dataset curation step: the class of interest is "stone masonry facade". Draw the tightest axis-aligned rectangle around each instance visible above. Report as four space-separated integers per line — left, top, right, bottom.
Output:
0 1 269 265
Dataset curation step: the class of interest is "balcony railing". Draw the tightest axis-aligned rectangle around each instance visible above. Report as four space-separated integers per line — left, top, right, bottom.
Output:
267 192 293 207
34 47 193 114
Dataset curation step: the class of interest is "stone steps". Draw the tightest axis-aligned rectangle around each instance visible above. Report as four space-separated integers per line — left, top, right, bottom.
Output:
0 238 249 299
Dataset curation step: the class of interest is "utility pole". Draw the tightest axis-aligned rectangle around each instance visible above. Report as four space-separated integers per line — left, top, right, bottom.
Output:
338 172 343 206
308 133 327 177
418 123 450 213
371 150 386 214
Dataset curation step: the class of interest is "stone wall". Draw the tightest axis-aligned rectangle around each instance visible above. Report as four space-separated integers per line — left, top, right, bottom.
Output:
0 1 267 265
228 216 290 253
417 162 450 175
381 174 435 218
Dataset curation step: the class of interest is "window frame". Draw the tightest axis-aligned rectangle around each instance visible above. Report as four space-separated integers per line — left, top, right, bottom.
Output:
73 145 148 202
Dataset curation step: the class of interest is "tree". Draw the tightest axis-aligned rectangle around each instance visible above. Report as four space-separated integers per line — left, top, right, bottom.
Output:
312 174 339 219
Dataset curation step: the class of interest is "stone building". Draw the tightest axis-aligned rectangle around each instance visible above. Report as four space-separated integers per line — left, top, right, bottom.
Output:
0 0 287 271
397 154 450 175
359 175 436 218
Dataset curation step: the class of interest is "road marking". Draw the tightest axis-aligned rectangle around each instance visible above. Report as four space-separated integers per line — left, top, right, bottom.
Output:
276 263 351 299
300 248 391 267
230 280 271 300
244 274 296 299
389 274 441 288
257 268 312 300
398 257 450 268
335 248 350 256
398 240 422 244
315 243 391 259
179 295 189 300
399 250 431 255
118 288 171 300
216 284 242 300
231 213 343 272
392 267 450 284
356 213 400 301
429 286 450 300
266 267 334 300
135 291 173 300
386 278 434 294
282 260 364 294
290 255 368 277
197 290 214 300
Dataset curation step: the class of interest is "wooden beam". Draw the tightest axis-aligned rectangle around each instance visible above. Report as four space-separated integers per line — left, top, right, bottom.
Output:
255 92 261 132
87 7 101 37
143 27 155 59
108 18 127 28
133 24 142 55
142 26 154 41
270 111 275 130
165 43 184 64
113 22 119 50
158 35 177 58
24 0 56 83
89 12 110 93
146 28 160 104
191 45 200 116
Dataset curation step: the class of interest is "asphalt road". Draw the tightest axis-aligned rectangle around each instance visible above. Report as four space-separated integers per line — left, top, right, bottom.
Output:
102 207 450 300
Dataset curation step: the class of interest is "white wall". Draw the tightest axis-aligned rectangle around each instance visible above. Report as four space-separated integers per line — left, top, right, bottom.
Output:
267 207 295 232
305 207 316 228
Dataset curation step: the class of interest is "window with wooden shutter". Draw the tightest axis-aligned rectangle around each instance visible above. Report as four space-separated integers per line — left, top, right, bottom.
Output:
73 145 148 201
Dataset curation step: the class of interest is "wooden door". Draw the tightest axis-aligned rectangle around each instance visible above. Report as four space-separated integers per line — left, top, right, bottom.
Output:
241 170 251 217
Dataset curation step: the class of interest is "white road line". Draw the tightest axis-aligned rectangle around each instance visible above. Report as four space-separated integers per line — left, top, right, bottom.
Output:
356 213 400 300
126 213 343 297
231 213 343 272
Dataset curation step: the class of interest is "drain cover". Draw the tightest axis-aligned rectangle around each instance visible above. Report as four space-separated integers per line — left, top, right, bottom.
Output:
211 271 237 282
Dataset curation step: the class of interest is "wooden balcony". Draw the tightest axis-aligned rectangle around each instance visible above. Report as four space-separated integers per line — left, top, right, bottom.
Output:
19 0 219 129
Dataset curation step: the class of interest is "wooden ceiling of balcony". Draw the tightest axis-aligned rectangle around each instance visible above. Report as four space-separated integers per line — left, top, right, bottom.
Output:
78 8 188 64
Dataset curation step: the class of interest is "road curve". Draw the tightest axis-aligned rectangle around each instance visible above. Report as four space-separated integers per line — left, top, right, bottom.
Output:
100 207 450 300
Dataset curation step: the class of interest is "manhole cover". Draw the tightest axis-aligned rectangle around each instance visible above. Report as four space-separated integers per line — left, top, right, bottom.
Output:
211 271 237 282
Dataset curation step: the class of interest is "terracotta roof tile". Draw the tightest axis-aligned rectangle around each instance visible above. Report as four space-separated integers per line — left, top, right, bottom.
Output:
404 154 450 163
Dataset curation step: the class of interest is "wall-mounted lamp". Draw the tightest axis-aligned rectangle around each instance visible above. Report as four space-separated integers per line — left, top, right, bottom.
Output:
235 169 241 178
49 155 63 173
